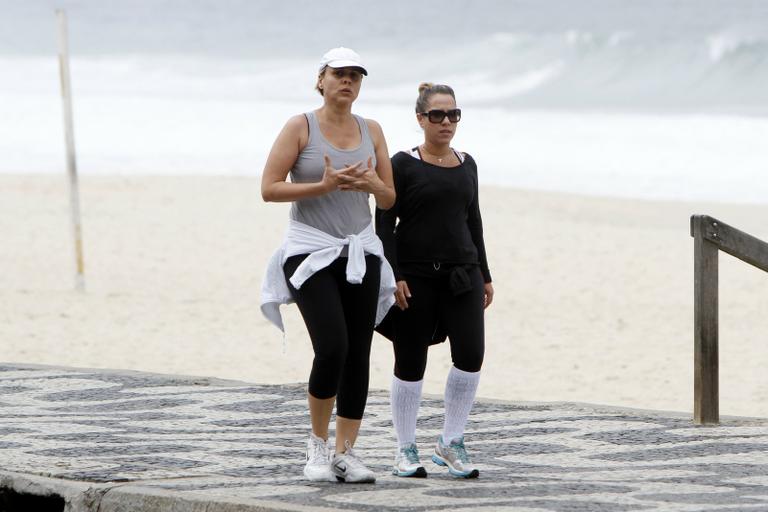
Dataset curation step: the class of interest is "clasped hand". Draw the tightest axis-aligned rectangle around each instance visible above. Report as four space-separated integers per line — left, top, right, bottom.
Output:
322 155 382 194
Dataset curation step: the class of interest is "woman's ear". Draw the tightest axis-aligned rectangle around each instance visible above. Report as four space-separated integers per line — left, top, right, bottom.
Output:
316 70 325 93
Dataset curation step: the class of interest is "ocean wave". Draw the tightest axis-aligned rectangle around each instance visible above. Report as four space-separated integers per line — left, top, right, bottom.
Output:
708 31 768 62
563 30 635 49
440 29 768 110
2 0 767 112
454 62 566 103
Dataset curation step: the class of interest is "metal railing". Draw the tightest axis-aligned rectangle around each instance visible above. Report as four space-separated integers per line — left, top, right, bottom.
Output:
690 215 768 424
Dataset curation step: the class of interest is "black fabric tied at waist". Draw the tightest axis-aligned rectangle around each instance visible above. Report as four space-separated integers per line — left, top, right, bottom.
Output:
374 263 477 345
448 265 474 296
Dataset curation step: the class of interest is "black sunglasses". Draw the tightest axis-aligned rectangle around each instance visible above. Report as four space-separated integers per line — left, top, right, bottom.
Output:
419 108 462 123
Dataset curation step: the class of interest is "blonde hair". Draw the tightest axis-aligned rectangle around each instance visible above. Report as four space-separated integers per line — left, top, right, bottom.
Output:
415 82 456 112
315 68 326 96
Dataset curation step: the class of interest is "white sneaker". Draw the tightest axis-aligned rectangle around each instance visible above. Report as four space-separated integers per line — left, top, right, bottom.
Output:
303 433 334 482
392 443 427 478
331 440 376 483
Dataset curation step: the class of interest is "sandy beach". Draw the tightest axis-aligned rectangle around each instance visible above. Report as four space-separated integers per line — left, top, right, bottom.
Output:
2 174 767 418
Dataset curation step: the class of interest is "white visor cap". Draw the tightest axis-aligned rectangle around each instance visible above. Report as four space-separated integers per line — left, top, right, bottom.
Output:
318 47 368 75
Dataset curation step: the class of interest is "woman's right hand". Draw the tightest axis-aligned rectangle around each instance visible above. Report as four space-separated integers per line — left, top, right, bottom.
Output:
395 280 411 310
322 154 363 193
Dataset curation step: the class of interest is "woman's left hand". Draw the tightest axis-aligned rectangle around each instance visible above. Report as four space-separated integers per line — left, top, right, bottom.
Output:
337 156 385 194
483 283 494 309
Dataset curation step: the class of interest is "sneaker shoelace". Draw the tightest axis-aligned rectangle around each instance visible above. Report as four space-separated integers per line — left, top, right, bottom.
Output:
308 437 328 464
449 438 470 464
342 441 367 471
402 444 420 464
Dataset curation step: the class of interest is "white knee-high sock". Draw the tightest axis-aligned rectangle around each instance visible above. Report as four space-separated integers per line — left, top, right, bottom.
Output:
391 376 423 448
442 366 480 443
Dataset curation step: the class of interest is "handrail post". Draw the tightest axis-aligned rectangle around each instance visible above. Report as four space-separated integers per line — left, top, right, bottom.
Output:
691 215 719 424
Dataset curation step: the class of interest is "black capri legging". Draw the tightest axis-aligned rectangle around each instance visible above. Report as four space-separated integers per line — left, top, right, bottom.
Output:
283 253 380 420
393 266 485 382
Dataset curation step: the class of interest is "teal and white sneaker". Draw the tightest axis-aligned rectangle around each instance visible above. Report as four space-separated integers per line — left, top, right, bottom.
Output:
392 443 427 478
432 435 479 478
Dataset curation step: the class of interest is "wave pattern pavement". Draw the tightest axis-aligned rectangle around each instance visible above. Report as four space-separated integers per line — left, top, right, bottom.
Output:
2 364 768 511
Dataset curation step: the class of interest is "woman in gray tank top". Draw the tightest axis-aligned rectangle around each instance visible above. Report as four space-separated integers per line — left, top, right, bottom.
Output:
261 47 395 483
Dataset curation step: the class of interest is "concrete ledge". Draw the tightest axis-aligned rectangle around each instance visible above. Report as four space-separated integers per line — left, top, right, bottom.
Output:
0 471 335 512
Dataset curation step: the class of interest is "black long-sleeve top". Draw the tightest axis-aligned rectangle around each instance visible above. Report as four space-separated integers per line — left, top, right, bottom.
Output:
376 150 492 283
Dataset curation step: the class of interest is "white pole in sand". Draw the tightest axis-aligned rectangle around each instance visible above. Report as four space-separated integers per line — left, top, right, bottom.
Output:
56 9 85 291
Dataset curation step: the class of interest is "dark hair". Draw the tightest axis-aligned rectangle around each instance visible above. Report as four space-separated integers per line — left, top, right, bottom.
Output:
415 82 456 113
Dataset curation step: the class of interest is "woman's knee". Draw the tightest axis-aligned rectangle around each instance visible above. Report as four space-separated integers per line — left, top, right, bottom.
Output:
308 342 348 399
392 337 429 381
452 344 484 373
394 353 428 381
313 340 348 374
394 365 426 381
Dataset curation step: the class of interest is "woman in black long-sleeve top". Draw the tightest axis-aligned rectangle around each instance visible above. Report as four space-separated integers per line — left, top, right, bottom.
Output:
376 83 493 479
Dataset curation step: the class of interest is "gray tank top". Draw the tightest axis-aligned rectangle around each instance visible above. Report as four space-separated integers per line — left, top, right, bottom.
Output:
289 111 376 238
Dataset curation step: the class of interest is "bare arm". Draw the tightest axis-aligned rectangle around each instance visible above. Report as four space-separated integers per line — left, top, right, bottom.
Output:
261 115 362 202
262 115 318 202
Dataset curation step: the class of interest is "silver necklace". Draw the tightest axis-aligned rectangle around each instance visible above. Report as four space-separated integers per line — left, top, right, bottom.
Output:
421 145 452 163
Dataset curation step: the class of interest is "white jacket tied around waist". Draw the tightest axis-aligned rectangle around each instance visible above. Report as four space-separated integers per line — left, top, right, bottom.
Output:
260 219 396 332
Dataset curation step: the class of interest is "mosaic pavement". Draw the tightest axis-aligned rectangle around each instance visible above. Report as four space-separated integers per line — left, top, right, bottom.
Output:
2 364 768 511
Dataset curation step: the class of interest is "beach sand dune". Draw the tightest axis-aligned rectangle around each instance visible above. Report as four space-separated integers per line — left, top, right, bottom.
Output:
2 175 767 417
